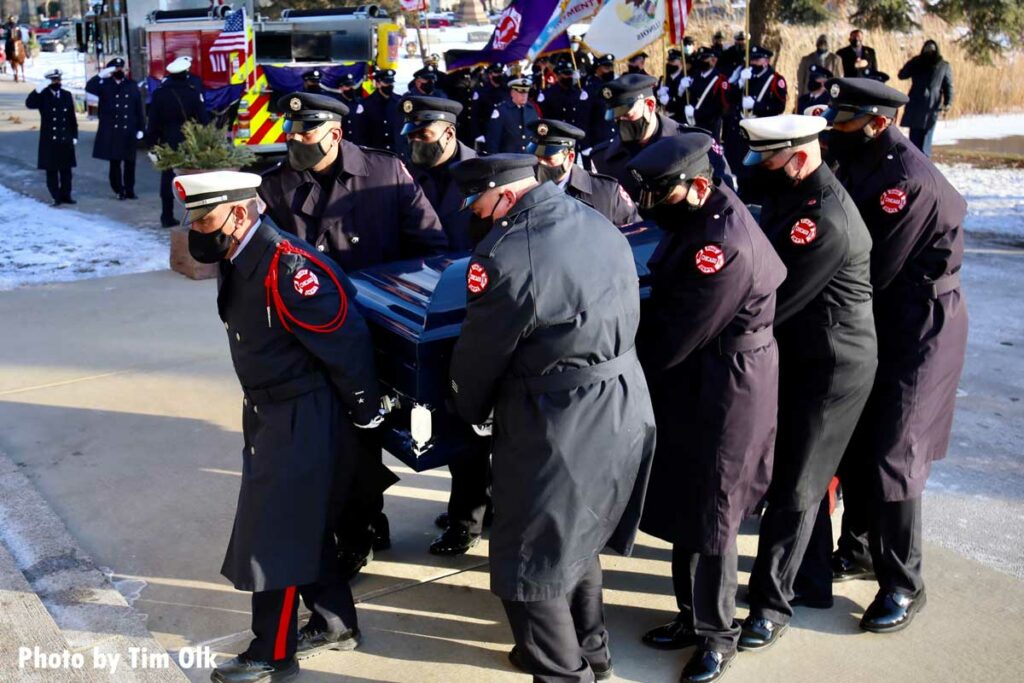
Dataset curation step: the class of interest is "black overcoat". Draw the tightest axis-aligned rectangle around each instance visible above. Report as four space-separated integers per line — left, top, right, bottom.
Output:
145 78 208 149
407 141 477 251
899 56 953 131
564 165 640 227
25 87 77 170
86 75 144 161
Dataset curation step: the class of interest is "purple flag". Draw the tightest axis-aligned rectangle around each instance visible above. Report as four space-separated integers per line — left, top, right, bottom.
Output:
445 0 564 71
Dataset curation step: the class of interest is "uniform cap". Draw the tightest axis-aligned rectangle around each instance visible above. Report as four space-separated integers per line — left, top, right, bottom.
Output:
486 62 506 74
337 73 359 88
105 57 126 69
302 68 322 82
667 49 682 62
166 56 192 74
627 133 715 206
602 74 657 118
694 46 717 61
44 68 62 80
862 68 890 83
628 51 649 61
739 114 827 165
450 154 538 209
527 118 585 156
413 65 440 81
278 91 349 133
374 68 397 84
508 77 532 91
173 171 262 221
823 77 908 123
400 95 463 135
594 53 616 67
554 61 574 75
808 64 833 80
749 45 773 59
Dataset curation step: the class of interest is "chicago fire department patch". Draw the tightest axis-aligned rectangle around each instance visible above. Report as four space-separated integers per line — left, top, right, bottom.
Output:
695 244 725 275
467 263 489 294
880 188 908 214
790 218 818 245
293 268 320 297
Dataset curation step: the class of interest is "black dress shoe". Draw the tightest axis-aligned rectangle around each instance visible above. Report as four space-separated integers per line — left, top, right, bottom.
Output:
680 648 735 683
337 546 372 581
860 591 926 633
117 192 126 200
738 616 788 652
295 624 360 660
429 526 481 556
642 618 698 650
62 197 76 205
434 506 494 530
124 192 138 199
790 592 834 609
210 655 298 682
832 554 875 582
160 215 180 228
371 512 391 551
509 647 612 681
51 199 62 207
508 646 528 673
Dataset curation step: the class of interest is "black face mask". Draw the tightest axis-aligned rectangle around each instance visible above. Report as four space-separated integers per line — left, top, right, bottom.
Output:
188 213 235 264
828 128 875 163
698 60 714 72
618 110 650 143
850 39 862 48
558 76 573 87
816 45 828 54
340 88 354 100
470 193 506 240
600 71 614 82
287 129 334 172
537 158 570 184
410 131 451 167
49 82 61 91
666 64 680 76
420 80 435 94
113 70 124 80
379 84 394 97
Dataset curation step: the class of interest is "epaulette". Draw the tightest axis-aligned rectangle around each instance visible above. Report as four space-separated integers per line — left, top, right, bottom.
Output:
358 145 399 158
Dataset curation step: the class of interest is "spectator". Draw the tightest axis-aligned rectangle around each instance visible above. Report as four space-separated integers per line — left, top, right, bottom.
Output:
797 34 842 97
899 39 953 157
836 29 878 77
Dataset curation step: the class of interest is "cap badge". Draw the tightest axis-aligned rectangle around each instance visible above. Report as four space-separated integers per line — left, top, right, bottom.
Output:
402 99 415 113
289 97 302 111
602 87 612 100
830 84 840 98
537 123 549 136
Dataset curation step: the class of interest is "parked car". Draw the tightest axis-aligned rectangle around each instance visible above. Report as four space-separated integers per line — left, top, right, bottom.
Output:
38 25 70 52
34 18 64 36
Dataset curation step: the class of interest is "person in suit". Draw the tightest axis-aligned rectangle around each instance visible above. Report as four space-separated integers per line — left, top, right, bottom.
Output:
836 30 878 78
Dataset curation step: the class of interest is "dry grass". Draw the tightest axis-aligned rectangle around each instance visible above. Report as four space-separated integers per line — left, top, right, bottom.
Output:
665 15 1024 117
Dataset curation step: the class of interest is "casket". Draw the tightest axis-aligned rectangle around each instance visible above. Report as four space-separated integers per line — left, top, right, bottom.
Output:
351 222 664 471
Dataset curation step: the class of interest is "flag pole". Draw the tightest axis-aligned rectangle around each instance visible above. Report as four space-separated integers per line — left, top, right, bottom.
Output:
743 0 751 117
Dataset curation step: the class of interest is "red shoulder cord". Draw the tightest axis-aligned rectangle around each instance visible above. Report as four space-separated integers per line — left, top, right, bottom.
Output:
263 240 348 334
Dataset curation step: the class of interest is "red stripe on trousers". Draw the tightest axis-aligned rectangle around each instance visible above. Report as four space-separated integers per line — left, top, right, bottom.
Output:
274 586 297 660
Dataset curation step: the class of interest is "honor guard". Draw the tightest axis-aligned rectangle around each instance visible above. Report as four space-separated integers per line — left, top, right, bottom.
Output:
590 74 734 210
336 73 364 144
628 134 786 683
735 115 877 652
301 68 333 96
86 57 144 200
445 68 478 146
471 63 509 147
146 56 210 227
675 47 731 139
583 53 619 151
175 171 382 683
408 65 446 98
527 118 639 226
359 69 403 153
797 65 833 116
723 45 788 204
484 78 541 155
536 60 588 131
449 154 655 683
807 78 968 633
25 69 77 206
626 50 650 76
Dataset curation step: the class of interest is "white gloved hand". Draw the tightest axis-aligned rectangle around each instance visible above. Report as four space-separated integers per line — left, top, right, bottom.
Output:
99 66 114 78
136 130 144 140
35 82 47 93
472 412 494 437
738 67 753 85
679 76 693 93
742 95 755 111
657 85 670 106
147 151 159 164
684 104 695 122
572 69 581 81
72 138 78 146
354 411 385 429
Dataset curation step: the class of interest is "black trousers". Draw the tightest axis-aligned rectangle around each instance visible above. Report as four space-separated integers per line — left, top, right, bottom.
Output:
747 504 819 624
793 495 834 602
45 167 72 202
334 430 393 552
159 169 176 219
502 556 607 683
869 497 924 596
672 544 740 653
108 158 136 195
446 445 491 535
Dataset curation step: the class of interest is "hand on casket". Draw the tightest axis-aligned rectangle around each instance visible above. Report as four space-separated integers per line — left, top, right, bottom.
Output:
472 411 494 437
355 411 385 429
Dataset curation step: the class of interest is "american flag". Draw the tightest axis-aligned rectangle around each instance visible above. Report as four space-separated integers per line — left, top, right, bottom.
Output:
666 0 693 46
209 8 247 73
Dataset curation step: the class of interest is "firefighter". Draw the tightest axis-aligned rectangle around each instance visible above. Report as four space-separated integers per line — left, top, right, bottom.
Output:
484 78 540 155
735 114 877 652
359 69 403 153
407 65 446 98
536 60 588 131
590 74 734 209
471 63 509 147
676 47 731 140
582 53 618 152
527 118 639 226
175 171 380 683
301 68 333 97
259 93 448 578
86 57 144 200
25 68 77 206
628 134 786 683
336 73 363 144
146 57 209 227
812 77 968 633
797 64 833 116
448 153 655 683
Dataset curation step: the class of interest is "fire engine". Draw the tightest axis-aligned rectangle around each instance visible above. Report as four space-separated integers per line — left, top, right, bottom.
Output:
144 4 402 154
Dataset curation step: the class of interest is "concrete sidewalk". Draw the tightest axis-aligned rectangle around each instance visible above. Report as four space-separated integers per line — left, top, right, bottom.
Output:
0 263 1023 682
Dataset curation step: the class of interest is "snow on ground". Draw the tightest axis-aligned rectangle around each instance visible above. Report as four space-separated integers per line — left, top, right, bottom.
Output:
937 164 1024 239
22 51 89 93
0 184 168 291
934 112 1024 145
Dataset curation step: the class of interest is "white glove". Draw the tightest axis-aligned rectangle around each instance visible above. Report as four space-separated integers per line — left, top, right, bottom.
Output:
657 85 670 106
136 130 144 140
475 135 485 143
472 412 494 437
72 139 78 146
35 82 47 93
572 69 581 81
684 104 695 123
742 96 755 111
147 151 158 164
678 76 693 94
99 66 114 78
354 411 385 429
738 67 752 86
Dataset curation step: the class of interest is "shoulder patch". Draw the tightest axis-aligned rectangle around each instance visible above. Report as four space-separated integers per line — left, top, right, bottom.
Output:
491 108 500 119
356 103 364 114
880 187 907 214
776 77 786 89
580 90 588 101
467 262 489 294
293 268 320 297
790 218 818 245
695 244 725 275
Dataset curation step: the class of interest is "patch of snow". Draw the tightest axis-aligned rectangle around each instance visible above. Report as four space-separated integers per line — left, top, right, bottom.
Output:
0 184 169 290
933 113 1024 146
937 164 1024 238
23 50 90 93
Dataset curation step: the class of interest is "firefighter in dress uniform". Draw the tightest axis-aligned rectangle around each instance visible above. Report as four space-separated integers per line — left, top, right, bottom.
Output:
448 153 655 683
583 53 618 153
527 118 639 226
733 115 877 653
471 63 509 149
87 57 144 200
485 78 541 155
407 65 446 98
335 73 363 145
675 47 731 140
175 171 381 683
25 68 77 206
536 60 588 131
258 92 448 578
301 68 337 99
628 134 786 683
796 65 833 116
359 69 403 154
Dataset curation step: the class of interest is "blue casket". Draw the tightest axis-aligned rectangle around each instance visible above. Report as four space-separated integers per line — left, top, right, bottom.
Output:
351 222 665 472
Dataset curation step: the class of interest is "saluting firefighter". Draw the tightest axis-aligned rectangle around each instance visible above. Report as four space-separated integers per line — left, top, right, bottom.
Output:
175 171 383 683
399 95 494 556
527 118 640 226
485 77 541 155
259 92 447 579
734 115 877 653
448 154 655 683
590 74 734 211
803 78 968 633
25 68 77 206
628 134 786 683
86 57 144 200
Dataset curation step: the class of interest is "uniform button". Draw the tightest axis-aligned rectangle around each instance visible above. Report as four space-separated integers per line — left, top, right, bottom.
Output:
235 332 241 341
501 220 509 227
243 397 248 406
224 322 229 329
350 235 360 244
254 405 258 414
887 154 894 160
317 244 326 252
250 446 255 455
714 214 720 219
